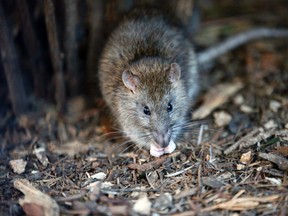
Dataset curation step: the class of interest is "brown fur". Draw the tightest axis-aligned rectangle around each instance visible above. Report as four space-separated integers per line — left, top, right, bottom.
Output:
98 8 198 149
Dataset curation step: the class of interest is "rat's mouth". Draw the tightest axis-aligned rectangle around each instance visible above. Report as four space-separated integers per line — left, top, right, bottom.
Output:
150 140 176 157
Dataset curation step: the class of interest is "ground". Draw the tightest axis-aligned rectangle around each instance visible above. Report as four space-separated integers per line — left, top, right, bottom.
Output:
1 1 288 216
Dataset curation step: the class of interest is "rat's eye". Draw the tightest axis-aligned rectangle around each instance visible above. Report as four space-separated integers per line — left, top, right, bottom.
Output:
143 106 151 115
167 102 173 113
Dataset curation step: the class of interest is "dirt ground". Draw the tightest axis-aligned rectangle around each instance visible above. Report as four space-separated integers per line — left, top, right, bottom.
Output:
1 1 288 216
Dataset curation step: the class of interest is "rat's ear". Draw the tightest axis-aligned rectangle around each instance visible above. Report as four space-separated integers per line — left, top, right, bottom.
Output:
122 70 140 93
168 63 181 83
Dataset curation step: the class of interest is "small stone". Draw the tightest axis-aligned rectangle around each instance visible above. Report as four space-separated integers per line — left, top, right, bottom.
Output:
234 94 244 105
265 177 282 186
213 111 232 127
9 159 27 174
153 193 173 211
90 172 107 180
240 105 254 113
237 164 246 170
240 151 252 164
264 120 277 129
269 100 281 112
133 195 151 215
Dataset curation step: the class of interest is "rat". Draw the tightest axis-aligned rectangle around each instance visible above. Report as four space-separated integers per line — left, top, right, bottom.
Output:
98 8 288 157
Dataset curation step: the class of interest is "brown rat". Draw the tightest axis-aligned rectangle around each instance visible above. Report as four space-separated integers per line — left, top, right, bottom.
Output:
99 8 288 157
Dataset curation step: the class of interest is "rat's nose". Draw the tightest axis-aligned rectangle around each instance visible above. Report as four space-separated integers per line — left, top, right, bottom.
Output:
152 129 171 148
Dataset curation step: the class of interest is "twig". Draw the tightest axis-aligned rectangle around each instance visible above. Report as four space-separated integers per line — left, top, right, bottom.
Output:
128 155 170 172
197 124 204 145
224 128 260 155
165 165 194 177
127 151 180 172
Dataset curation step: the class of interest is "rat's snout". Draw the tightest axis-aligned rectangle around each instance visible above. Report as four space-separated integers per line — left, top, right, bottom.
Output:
152 128 171 148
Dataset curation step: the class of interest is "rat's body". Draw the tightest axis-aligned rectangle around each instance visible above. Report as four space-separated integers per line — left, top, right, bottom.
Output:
99 8 288 156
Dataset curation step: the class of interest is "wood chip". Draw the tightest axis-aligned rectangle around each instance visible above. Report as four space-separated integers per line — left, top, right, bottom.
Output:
154 193 173 211
193 79 243 119
14 179 59 216
259 152 288 171
128 155 170 172
202 194 279 211
202 177 225 189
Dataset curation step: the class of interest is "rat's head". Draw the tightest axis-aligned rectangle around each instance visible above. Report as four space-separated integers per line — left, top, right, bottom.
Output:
117 59 189 157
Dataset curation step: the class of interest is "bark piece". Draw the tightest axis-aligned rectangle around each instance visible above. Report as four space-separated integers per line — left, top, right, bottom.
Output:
14 179 59 216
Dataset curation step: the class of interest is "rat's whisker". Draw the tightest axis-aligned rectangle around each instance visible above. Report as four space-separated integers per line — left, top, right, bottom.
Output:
109 139 136 155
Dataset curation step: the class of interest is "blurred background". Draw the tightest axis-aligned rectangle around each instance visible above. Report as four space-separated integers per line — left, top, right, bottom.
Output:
0 0 287 118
